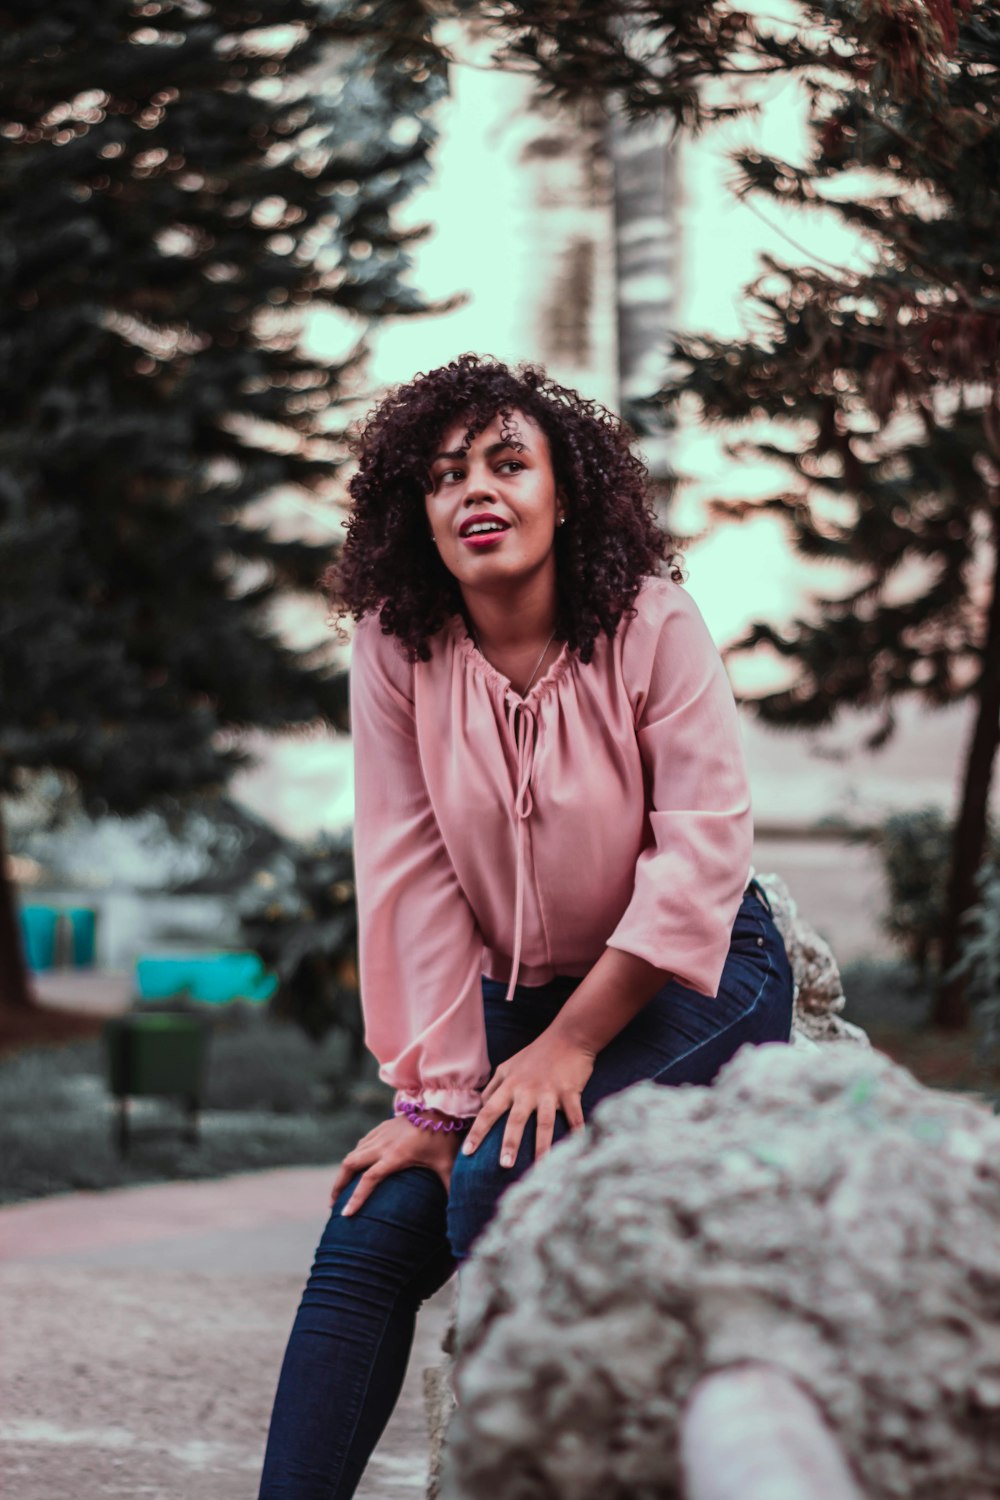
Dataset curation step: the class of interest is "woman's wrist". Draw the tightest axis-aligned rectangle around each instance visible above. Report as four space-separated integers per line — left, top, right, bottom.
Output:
394 1100 472 1134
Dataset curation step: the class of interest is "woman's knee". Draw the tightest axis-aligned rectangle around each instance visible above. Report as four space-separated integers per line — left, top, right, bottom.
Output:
447 1112 574 1261
314 1164 449 1281
290 1166 454 1366
296 1170 452 1314
447 1125 503 1261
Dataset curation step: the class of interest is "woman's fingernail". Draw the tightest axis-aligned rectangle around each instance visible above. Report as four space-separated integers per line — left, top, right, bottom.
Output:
462 1140 473 1155
501 1152 514 1168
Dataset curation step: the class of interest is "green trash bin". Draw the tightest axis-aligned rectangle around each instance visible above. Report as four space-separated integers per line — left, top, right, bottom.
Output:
104 1013 210 1154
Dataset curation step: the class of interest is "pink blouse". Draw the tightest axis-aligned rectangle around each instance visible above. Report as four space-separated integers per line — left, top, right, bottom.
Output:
349 573 754 1120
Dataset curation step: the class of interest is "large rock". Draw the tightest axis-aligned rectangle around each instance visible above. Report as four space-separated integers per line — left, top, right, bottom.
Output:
758 872 869 1048
442 1044 1000 1500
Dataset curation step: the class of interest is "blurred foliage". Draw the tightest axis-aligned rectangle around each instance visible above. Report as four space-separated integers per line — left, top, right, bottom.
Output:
875 809 1000 982
7 779 288 892
446 0 976 133
0 0 443 1002
238 830 362 1053
948 863 1000 1049
147 790 290 892
838 955 931 1025
875 809 953 981
0 0 444 815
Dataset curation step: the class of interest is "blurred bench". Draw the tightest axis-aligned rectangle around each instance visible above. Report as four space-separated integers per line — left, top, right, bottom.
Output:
135 950 277 1005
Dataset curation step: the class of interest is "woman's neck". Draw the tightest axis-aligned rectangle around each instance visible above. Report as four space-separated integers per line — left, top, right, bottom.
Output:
460 579 558 656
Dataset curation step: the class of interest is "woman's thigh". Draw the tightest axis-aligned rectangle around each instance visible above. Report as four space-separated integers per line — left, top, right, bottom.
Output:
583 883 794 1099
481 884 793 1105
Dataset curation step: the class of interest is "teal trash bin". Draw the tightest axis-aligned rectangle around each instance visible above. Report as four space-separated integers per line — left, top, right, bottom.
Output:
64 907 97 967
20 904 97 970
20 906 59 971
104 1013 210 1154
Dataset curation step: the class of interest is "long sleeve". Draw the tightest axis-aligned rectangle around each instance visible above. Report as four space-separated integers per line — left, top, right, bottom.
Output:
349 613 491 1118
606 582 753 997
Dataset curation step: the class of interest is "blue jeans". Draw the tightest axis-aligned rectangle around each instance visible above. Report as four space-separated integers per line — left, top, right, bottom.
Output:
257 881 793 1499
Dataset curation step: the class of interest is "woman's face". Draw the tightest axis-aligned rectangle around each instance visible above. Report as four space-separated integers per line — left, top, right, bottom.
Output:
424 408 565 597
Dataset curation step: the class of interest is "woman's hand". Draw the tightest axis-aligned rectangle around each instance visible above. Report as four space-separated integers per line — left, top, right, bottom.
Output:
461 1032 595 1167
330 1114 464 1216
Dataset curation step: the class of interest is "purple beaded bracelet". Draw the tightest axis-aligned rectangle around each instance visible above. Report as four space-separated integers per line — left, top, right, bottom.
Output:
395 1099 471 1134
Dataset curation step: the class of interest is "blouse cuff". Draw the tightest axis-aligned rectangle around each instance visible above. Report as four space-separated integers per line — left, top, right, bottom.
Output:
393 1085 483 1120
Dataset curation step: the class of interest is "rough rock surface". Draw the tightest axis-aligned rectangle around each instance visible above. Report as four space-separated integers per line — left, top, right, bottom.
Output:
424 1311 459 1500
442 1044 1000 1500
758 872 869 1048
423 1363 459 1500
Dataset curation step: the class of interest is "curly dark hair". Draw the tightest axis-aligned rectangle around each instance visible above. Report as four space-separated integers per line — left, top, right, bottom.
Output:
323 354 684 664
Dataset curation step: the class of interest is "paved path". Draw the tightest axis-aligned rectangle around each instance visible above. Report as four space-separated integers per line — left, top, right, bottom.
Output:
0 1167 453 1499
32 969 132 1015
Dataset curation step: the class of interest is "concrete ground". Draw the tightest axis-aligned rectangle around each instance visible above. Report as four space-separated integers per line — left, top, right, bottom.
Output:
0 1166 454 1499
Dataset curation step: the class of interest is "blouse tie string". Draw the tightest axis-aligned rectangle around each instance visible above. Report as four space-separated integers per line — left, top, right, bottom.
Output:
504 695 538 1002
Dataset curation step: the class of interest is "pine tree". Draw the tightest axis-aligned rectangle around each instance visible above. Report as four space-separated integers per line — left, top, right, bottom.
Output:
0 0 442 1010
448 0 997 1027
656 4 998 1028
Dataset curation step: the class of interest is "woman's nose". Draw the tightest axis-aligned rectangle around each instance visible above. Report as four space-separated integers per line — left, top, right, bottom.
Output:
463 481 499 506
463 458 498 497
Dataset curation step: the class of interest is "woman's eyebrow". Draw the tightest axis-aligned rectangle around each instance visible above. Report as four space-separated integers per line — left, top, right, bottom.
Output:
430 439 528 465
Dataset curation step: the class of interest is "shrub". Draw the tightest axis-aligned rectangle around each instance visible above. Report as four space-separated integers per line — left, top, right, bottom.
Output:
238 831 363 1058
874 808 1000 982
948 863 1000 1049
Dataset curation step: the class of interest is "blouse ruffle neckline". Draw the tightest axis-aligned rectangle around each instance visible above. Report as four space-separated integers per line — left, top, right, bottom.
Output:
444 613 575 704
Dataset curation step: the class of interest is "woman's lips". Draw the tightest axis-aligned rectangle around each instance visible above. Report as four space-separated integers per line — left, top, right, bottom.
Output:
461 529 508 548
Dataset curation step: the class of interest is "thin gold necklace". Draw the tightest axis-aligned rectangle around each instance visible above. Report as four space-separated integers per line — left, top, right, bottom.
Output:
472 626 556 695
521 630 556 694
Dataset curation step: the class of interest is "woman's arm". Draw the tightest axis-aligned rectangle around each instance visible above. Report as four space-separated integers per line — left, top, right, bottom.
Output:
603 580 753 996
540 579 751 1063
350 613 492 1120
544 947 669 1053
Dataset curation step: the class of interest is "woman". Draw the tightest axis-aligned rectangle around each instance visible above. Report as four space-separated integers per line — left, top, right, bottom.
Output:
258 354 794 1499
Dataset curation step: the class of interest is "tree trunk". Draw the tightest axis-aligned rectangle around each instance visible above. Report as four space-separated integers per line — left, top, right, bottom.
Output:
606 104 678 424
0 802 35 1010
934 518 1000 1029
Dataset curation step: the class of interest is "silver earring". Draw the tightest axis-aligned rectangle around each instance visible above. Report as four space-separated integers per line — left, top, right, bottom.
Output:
558 515 566 526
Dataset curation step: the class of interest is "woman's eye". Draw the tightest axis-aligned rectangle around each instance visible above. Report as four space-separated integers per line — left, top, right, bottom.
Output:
498 460 524 474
